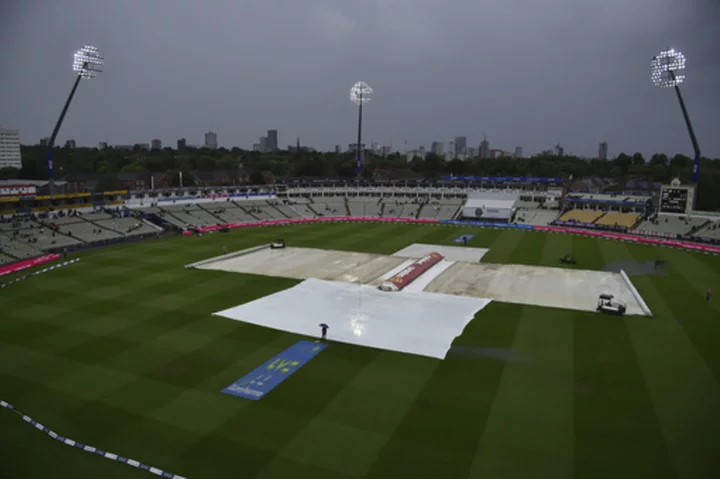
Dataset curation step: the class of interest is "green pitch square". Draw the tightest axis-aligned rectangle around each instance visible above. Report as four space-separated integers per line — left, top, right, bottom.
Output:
48 364 136 401
0 344 46 375
62 399 142 444
178 436 274 479
0 373 37 398
101 343 181 376
280 418 389 477
146 329 215 354
147 309 205 331
149 389 245 435
22 329 96 355
57 335 138 364
254 457 356 479
14 384 89 420
111 321 171 343
215 404 308 453
100 377 184 415
5 303 67 323
0 321 63 346
147 345 238 388
318 388 415 435
110 416 199 469
74 297 132 316
11 353 84 385
69 315 134 336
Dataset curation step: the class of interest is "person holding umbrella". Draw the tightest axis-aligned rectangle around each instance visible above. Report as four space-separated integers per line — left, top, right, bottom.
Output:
319 323 329 340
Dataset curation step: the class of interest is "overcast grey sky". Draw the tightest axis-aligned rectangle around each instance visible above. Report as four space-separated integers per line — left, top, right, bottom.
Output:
0 0 718 158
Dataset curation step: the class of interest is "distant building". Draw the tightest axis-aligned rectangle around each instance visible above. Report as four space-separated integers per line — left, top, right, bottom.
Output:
447 141 455 160
406 149 425 162
431 141 444 156
151 139 162 150
371 142 382 155
98 142 108 149
381 146 392 157
479 139 490 158
489 149 505 158
348 143 366 151
454 136 467 156
65 139 76 149
204 131 218 149
0 128 22 169
598 141 608 160
177 138 187 150
40 137 50 147
114 145 134 151
334 145 342 154
514 146 523 158
252 143 262 152
466 147 477 158
555 143 564 157
259 136 268 152
266 130 278 151
134 143 150 150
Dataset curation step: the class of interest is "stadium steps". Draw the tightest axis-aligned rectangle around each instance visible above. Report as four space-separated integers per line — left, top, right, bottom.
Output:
35 219 89 245
689 220 712 236
344 198 351 216
308 204 325 217
288 204 308 218
416 204 425 219
159 208 190 228
236 203 262 221
267 202 291 219
380 203 386 217
0 248 20 262
83 216 125 237
451 204 463 220
197 204 227 223
593 212 608 224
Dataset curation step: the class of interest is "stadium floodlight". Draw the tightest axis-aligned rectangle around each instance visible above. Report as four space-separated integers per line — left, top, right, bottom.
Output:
651 48 701 185
46 45 104 196
350 81 373 177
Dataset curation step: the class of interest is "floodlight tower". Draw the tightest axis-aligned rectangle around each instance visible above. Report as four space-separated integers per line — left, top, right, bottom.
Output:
651 48 701 184
46 45 104 196
350 81 373 178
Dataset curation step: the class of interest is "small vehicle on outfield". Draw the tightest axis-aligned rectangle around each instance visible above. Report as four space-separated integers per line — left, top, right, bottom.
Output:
597 294 626 315
270 239 286 249
559 253 576 265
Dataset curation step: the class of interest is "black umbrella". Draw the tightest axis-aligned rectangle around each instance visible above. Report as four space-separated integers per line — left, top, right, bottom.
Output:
319 323 329 328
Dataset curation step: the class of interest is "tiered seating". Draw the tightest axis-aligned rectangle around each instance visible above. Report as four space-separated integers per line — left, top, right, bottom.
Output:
94 218 158 237
348 202 365 216
271 203 301 218
558 209 604 223
0 251 16 264
696 221 720 240
0 232 45 258
399 204 421 218
363 203 381 217
515 209 559 226
595 212 641 229
162 205 219 227
291 204 318 218
634 215 702 236
212 206 255 223
309 199 345 216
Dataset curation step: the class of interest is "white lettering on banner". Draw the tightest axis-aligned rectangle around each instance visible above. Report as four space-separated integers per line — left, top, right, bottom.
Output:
226 384 264 397
0 185 36 196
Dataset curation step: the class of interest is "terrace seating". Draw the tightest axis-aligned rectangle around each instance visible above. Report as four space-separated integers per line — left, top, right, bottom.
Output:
558 209 604 224
696 221 720 240
94 218 158 237
515 209 559 226
595 212 641 229
634 215 702 236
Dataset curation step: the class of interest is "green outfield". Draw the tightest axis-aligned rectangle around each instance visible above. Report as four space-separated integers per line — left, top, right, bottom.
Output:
1 223 719 479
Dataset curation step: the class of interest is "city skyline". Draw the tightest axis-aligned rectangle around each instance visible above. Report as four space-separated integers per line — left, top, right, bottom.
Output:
1 0 718 160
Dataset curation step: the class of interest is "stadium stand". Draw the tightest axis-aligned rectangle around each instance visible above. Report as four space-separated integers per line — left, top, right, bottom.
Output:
635 214 706 237
558 209 605 223
595 212 641 229
695 220 720 241
514 208 559 226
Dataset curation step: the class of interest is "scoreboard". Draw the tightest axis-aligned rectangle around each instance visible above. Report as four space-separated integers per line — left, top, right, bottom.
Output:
659 186 693 214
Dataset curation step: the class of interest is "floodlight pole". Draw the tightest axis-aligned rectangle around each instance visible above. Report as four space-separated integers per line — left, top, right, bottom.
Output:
670 72 701 184
356 92 363 178
47 73 83 197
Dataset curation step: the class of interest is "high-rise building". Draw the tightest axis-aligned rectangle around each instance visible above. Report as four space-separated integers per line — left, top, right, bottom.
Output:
454 136 467 156
447 141 455 160
252 143 262 152
555 143 564 157
98 142 108 149
0 128 22 169
151 139 162 150
64 139 76 149
479 139 490 158
177 138 187 150
334 145 342 154
266 130 278 151
514 147 523 158
259 137 268 152
40 137 50 146
204 131 218 149
598 142 608 160
467 147 478 158
431 141 444 156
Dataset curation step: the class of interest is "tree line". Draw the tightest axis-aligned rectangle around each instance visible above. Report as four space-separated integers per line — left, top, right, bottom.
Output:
2 145 719 210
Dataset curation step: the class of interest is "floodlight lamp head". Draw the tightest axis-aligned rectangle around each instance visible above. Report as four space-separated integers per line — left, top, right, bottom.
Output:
651 48 686 88
73 45 104 79
350 81 373 105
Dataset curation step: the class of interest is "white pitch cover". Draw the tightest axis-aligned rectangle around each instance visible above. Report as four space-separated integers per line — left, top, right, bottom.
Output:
213 278 491 359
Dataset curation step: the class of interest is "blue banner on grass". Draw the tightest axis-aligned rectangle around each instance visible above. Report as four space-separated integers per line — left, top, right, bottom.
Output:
222 340 327 400
454 234 475 243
